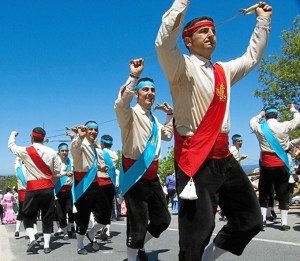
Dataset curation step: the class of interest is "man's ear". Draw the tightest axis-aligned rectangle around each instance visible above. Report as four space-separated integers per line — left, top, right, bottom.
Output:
134 91 139 99
183 36 192 48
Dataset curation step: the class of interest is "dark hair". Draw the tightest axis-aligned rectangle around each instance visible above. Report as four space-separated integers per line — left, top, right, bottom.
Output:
183 16 215 49
137 77 154 86
32 127 46 143
264 106 278 120
101 134 113 148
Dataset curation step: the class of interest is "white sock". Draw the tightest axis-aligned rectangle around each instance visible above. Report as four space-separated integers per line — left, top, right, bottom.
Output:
260 207 267 221
33 223 38 234
63 226 68 236
88 223 104 241
144 231 153 245
89 213 95 227
140 231 153 251
15 220 21 232
202 242 227 261
266 207 272 217
43 233 51 248
26 228 35 242
76 233 85 250
280 209 288 225
105 224 111 236
67 222 73 232
56 221 60 231
127 247 138 261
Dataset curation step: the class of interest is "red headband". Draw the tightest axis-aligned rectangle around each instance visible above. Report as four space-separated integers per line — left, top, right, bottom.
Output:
182 20 215 38
31 131 45 140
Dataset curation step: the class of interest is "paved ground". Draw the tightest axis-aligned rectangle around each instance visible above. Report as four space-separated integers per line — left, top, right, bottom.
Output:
1 205 300 261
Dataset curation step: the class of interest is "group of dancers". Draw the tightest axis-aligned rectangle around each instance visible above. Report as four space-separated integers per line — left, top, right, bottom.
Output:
6 1 283 260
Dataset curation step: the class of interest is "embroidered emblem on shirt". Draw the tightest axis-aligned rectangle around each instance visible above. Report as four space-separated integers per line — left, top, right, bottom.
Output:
216 83 226 102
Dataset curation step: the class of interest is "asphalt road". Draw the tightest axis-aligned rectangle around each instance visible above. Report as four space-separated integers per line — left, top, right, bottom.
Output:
1 206 300 261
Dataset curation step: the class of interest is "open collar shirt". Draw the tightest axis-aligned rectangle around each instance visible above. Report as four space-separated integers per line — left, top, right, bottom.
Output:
71 136 104 172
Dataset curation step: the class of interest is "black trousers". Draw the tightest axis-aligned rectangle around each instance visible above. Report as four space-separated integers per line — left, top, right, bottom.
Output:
259 165 290 210
16 201 26 221
22 188 55 233
124 178 171 249
176 156 262 261
75 182 115 235
55 190 76 228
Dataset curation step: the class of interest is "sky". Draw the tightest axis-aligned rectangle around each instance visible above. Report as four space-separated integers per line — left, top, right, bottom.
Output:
0 0 299 175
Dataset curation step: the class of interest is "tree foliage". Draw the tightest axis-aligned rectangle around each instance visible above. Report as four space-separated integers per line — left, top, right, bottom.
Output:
4 176 17 191
158 146 175 184
255 15 300 126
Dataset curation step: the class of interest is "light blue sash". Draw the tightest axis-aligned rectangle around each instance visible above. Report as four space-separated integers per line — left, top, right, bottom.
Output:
260 122 291 173
54 158 72 196
102 149 117 187
16 166 27 187
73 146 98 202
119 115 159 196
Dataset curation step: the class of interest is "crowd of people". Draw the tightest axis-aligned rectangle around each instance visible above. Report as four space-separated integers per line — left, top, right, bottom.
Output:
3 1 300 260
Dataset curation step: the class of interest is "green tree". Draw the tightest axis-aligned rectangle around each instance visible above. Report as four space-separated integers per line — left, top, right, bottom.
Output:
4 176 17 191
158 146 175 184
255 15 300 127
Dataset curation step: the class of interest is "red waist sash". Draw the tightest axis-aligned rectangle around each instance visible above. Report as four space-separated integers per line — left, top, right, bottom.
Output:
122 157 159 180
97 177 113 186
60 185 72 193
260 151 285 167
27 179 54 191
207 133 231 159
74 171 98 183
18 190 26 202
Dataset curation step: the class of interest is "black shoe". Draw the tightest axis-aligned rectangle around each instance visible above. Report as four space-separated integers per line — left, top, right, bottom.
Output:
280 225 291 231
100 234 111 242
63 234 69 240
27 240 38 253
99 227 111 242
271 210 277 219
77 248 88 255
116 217 124 221
15 231 19 238
86 232 99 251
71 226 75 233
138 249 148 261
34 233 39 240
266 216 274 222
44 248 52 254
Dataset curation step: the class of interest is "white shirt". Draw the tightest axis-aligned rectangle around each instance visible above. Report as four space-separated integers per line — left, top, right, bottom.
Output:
155 0 271 136
250 108 300 152
8 134 61 182
114 77 173 160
